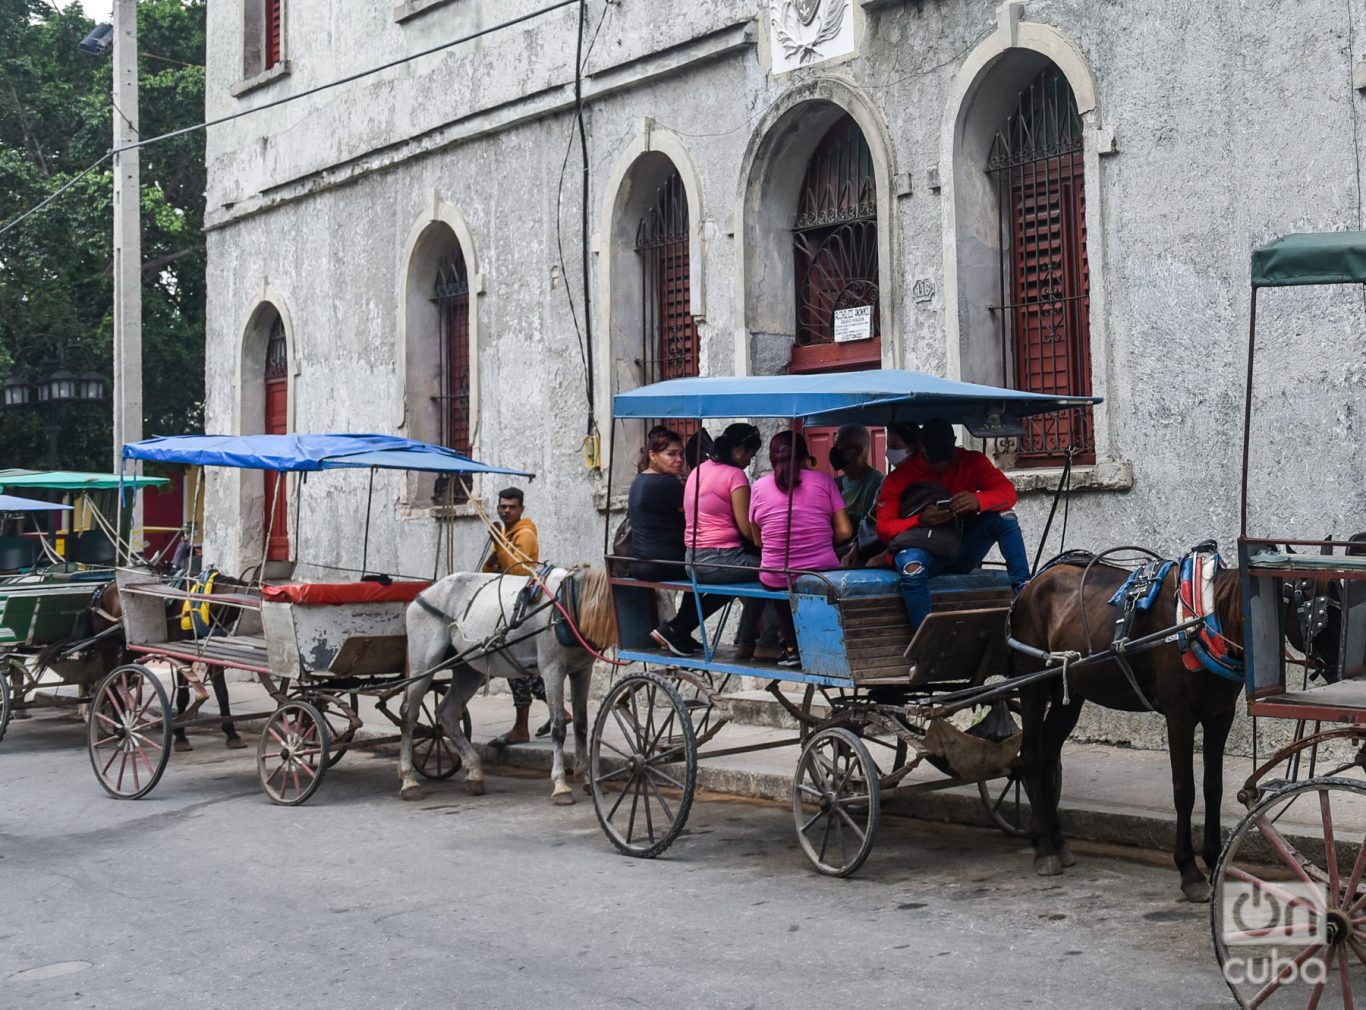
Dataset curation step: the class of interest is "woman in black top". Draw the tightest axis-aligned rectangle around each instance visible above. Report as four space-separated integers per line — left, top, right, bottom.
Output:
628 427 729 655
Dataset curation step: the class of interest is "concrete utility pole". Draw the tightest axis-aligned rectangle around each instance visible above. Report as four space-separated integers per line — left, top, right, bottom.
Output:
111 0 143 533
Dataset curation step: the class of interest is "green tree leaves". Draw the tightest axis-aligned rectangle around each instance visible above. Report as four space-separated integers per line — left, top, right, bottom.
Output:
0 0 205 470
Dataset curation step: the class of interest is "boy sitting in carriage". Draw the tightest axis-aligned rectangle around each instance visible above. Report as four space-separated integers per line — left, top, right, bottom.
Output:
876 418 1031 630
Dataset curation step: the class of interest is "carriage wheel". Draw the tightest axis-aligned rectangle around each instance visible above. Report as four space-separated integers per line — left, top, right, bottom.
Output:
413 682 472 781
1212 777 1366 1008
590 672 698 859
0 662 11 743
256 701 330 806
87 664 173 800
979 769 1029 837
793 727 881 877
308 694 357 770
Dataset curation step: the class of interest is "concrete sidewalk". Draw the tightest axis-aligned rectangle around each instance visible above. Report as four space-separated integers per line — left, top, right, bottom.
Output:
160 676 1361 857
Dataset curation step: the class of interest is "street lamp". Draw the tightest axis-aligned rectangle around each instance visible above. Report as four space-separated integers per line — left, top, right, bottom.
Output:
78 372 106 401
3 376 32 408
38 369 79 403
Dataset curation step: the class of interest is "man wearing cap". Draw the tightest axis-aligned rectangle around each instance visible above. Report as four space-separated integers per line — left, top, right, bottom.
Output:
875 418 1031 630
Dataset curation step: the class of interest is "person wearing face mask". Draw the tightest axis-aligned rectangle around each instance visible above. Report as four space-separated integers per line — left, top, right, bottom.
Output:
829 424 883 528
883 421 920 470
875 417 1031 630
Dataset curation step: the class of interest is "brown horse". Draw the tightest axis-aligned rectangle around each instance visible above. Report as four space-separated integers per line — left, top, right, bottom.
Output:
1009 556 1243 902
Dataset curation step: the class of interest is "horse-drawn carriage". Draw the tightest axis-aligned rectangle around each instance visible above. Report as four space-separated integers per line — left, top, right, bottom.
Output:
0 471 169 741
1207 232 1366 1009
87 433 530 804
590 371 1098 875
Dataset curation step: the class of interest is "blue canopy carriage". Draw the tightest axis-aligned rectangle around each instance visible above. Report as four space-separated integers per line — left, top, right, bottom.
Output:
591 370 1098 874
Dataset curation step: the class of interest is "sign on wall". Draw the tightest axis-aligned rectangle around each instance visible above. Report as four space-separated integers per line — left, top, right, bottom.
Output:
770 0 855 74
832 304 873 343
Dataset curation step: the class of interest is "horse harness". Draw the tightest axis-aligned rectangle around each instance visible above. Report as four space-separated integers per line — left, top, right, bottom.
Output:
409 565 591 683
1010 542 1244 713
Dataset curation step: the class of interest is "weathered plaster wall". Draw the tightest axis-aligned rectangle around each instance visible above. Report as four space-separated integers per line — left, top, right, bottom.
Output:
204 0 1366 751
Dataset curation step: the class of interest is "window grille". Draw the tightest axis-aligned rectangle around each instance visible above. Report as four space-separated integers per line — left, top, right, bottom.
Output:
792 117 879 370
434 252 472 458
988 67 1095 466
636 170 699 442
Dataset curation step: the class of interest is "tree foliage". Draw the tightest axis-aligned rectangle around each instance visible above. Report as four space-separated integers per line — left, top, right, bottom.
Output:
0 0 205 471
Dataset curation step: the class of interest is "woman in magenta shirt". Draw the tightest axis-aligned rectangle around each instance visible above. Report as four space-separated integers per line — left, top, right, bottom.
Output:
749 431 853 667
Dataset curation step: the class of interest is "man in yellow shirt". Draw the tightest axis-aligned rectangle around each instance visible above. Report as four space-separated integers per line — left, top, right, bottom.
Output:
482 487 540 578
482 488 564 745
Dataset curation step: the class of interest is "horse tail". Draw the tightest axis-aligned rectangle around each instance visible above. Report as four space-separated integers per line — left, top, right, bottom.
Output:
573 566 618 650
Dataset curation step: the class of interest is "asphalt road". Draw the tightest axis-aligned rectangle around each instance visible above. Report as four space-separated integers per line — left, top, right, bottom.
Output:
1 712 1233 1010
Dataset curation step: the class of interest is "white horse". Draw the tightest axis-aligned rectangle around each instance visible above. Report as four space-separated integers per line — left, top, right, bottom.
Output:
397 567 616 804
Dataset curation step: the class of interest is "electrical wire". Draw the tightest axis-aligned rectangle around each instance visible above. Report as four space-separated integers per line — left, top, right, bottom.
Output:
0 0 582 239
554 0 612 422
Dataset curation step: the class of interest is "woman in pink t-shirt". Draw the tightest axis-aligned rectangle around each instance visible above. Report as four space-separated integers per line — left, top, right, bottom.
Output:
749 431 853 667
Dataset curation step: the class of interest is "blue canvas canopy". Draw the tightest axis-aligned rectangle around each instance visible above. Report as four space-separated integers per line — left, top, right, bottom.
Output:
611 370 1099 433
0 494 74 512
122 434 532 477
0 469 167 491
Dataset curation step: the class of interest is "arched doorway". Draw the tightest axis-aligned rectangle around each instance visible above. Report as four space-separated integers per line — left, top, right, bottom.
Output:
791 115 881 374
263 315 290 561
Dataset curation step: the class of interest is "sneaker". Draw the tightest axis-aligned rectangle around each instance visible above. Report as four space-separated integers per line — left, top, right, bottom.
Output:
775 648 802 668
650 625 697 657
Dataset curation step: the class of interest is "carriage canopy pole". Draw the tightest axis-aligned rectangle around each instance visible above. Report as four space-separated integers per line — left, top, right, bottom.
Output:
601 418 616 559
1239 286 1259 538
361 465 375 575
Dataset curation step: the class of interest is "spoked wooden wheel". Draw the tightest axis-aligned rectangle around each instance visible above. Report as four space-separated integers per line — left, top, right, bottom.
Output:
590 672 697 859
413 682 472 781
793 727 881 877
307 693 358 770
1212 777 1366 1008
980 768 1030 837
257 701 330 806
88 664 173 800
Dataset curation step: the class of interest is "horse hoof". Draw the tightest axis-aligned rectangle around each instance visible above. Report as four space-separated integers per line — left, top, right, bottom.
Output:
173 737 193 753
553 791 576 807
400 784 423 802
465 777 486 797
224 736 247 750
1035 854 1065 877
1182 879 1211 903
1060 843 1077 868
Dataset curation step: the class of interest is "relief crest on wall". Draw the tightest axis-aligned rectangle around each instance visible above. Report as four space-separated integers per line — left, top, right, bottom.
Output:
770 0 854 72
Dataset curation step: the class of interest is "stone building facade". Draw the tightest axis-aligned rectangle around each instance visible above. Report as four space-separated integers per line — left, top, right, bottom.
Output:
203 0 1366 740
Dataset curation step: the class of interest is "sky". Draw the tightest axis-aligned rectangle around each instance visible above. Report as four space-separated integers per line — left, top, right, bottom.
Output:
77 1 112 20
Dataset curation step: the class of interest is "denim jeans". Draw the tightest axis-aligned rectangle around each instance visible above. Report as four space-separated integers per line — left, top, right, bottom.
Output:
894 510 1031 629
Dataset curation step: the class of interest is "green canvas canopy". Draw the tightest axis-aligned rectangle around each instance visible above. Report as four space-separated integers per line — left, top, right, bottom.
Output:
1251 231 1366 287
0 470 168 492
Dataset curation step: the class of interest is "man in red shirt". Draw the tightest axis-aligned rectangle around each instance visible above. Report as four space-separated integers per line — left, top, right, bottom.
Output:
875 418 1031 629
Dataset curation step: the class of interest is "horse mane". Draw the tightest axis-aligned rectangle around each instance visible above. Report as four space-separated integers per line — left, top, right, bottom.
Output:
573 566 618 650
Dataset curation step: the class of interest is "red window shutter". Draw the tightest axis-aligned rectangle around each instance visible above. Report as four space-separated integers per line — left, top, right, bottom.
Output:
1008 150 1094 465
265 0 283 70
446 292 472 457
263 318 290 560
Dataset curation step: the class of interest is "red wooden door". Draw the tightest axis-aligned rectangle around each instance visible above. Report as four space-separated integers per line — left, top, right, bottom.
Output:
804 426 888 476
264 379 289 561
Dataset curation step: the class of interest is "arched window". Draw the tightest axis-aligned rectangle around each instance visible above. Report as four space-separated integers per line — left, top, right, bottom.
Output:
434 251 471 456
636 170 698 387
988 67 1094 465
792 116 880 373
263 314 290 561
